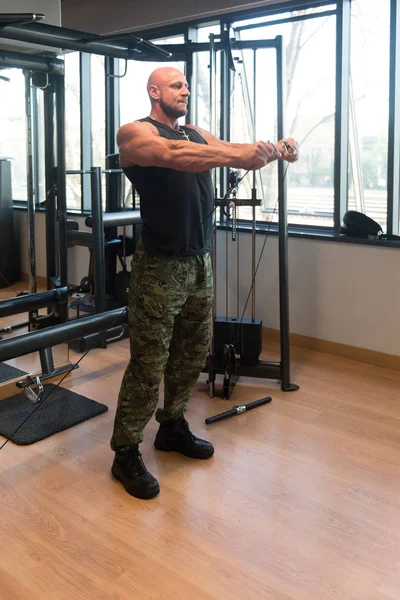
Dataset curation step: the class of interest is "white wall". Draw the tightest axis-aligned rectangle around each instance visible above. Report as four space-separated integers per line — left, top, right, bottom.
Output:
61 0 286 34
216 231 400 356
16 211 92 289
15 210 400 357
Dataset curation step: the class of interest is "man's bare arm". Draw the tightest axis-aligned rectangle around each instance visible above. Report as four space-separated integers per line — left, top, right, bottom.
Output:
187 125 299 164
117 121 275 172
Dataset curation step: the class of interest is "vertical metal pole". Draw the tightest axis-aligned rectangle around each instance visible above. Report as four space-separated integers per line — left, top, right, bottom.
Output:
209 33 217 396
32 86 41 214
334 0 351 233
221 25 232 321
220 24 231 200
348 75 365 214
104 60 120 303
54 74 68 323
236 205 240 319
185 28 195 125
210 34 217 316
209 34 217 140
44 76 57 288
225 219 229 318
220 29 230 320
39 347 55 376
105 153 120 301
387 0 400 235
80 53 92 213
276 35 292 391
91 167 107 316
105 57 120 158
251 49 257 321
24 71 37 296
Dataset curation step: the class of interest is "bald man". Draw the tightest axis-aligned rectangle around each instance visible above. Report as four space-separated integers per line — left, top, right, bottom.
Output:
111 67 298 499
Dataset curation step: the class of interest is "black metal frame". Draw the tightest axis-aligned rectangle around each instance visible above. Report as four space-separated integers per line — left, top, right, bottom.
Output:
219 22 231 200
0 21 172 60
0 307 126 362
90 167 107 320
233 8 337 33
54 74 68 323
207 35 298 394
387 0 400 236
43 74 58 288
80 52 92 213
333 0 351 234
67 163 142 351
105 58 120 157
0 48 64 72
127 1 335 42
0 288 68 318
24 70 37 298
3 1 399 239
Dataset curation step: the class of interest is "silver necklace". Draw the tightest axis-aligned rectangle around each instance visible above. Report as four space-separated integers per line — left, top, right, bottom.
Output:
178 128 190 141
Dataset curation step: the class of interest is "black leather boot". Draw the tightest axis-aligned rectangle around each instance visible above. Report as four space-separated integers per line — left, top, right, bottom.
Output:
154 415 214 459
111 445 160 499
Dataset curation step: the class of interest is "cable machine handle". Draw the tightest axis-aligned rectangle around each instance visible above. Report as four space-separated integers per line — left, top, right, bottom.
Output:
205 396 272 424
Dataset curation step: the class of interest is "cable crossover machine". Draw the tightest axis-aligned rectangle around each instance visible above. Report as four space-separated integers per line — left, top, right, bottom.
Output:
204 33 299 399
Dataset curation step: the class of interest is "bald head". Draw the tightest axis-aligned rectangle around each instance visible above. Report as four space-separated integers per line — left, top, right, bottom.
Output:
147 67 185 92
147 66 190 122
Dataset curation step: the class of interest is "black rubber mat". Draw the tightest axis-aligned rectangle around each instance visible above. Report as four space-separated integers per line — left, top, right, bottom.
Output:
0 384 108 445
0 362 27 383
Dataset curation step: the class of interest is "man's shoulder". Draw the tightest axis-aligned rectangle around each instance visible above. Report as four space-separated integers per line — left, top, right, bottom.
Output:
117 119 160 142
185 124 207 135
184 124 213 144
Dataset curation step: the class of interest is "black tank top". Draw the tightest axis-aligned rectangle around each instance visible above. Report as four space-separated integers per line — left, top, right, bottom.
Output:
122 116 214 257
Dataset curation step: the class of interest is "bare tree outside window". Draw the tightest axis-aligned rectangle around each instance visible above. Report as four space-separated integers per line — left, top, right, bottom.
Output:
232 9 336 225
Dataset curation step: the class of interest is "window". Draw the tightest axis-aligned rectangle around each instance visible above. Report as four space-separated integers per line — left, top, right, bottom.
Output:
0 69 27 201
192 51 221 136
33 87 46 206
91 54 106 169
348 0 390 231
64 52 82 210
53 1 399 241
229 47 278 222
65 52 107 211
197 23 220 43
233 8 336 227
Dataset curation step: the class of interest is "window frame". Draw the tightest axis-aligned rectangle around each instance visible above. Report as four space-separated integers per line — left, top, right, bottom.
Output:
11 0 400 246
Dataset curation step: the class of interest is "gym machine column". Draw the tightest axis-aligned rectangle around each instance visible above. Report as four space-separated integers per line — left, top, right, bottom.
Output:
206 35 299 398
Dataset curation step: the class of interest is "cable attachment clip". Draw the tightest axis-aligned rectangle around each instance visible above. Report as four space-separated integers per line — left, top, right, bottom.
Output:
23 376 44 404
222 169 241 218
281 139 298 156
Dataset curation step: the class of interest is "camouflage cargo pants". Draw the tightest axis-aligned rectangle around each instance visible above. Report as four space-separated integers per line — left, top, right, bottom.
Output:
110 239 213 450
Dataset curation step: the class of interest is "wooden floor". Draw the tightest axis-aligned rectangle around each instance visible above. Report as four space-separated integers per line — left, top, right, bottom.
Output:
1 336 400 600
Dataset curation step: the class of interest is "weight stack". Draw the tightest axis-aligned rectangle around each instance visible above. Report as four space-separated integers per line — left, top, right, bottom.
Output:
213 316 263 366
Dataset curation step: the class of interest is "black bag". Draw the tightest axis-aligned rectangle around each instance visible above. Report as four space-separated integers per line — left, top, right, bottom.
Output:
340 211 400 241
